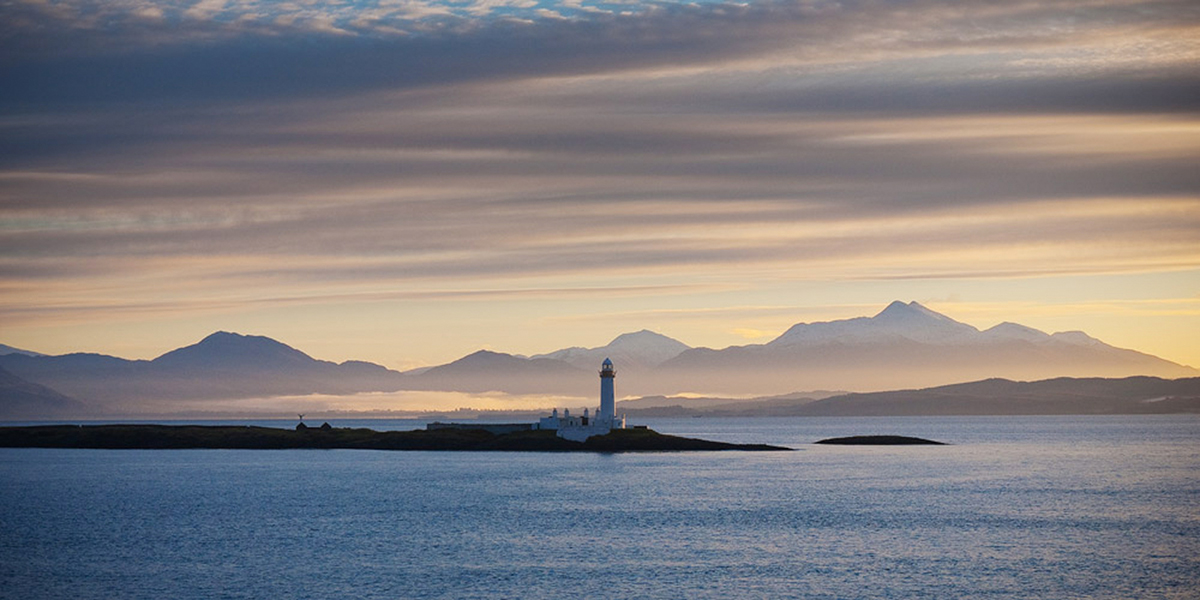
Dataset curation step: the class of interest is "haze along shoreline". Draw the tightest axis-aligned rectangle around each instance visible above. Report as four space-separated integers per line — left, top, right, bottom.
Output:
0 359 790 452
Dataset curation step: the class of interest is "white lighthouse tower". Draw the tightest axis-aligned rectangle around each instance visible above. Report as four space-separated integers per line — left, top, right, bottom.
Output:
599 357 616 424
536 356 625 441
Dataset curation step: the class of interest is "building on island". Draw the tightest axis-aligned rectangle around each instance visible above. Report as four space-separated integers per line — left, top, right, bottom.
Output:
536 357 626 442
427 358 627 442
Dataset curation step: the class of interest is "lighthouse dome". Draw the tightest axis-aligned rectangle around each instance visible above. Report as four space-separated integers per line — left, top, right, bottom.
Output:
602 357 613 366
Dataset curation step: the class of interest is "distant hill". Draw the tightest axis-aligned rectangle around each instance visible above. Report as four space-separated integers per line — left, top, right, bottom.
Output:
532 330 691 370
0 365 88 420
404 350 587 394
786 376 1200 416
619 376 1200 417
152 331 321 371
0 332 406 414
400 330 692 396
521 329 691 395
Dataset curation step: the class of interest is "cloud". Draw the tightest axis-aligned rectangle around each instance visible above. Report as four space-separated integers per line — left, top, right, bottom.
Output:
2 0 1199 365
0 280 729 325
4 0 1197 110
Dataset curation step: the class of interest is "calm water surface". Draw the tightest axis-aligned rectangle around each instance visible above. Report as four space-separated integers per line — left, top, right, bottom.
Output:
2 416 1198 599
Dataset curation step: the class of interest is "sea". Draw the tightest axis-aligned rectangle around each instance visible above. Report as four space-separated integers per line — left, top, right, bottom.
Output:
2 415 1198 599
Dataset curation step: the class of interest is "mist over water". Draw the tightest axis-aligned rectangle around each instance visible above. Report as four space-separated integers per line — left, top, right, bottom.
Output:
80 389 597 418
2 416 1198 599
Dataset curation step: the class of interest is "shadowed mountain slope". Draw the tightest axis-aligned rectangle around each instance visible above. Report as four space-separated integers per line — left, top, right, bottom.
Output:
404 350 587 394
152 331 320 371
0 365 89 420
0 332 406 412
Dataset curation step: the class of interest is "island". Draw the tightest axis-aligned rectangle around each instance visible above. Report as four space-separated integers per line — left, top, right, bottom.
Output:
0 359 796 452
815 435 946 445
0 424 790 452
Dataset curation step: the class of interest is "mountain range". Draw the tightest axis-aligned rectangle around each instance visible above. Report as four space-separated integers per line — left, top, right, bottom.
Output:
1 301 1196 418
0 332 404 417
401 301 1196 396
652 301 1196 395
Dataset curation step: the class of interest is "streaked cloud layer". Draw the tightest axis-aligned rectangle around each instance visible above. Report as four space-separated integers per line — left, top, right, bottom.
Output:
2 0 1198 370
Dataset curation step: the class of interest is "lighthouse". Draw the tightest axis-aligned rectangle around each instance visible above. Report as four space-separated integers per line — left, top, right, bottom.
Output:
534 356 625 440
599 357 616 423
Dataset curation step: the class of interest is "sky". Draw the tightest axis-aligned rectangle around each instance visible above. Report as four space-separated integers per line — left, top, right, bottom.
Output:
1 0 1198 371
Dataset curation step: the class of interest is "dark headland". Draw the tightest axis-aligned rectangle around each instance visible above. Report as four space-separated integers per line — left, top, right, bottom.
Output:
0 424 790 452
815 435 946 445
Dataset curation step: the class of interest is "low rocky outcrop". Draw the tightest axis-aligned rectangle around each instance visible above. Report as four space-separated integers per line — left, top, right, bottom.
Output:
814 435 946 445
0 424 791 452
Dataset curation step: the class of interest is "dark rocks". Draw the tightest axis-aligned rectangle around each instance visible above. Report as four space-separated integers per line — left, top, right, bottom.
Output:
0 424 793 452
814 435 945 445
